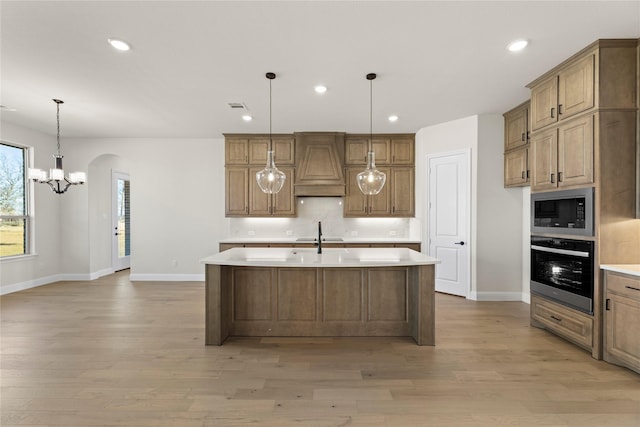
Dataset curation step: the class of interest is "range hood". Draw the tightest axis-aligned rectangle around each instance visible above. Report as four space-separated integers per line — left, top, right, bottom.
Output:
294 132 346 196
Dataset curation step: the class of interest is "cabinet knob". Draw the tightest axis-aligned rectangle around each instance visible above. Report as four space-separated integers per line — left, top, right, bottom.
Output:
558 104 563 115
558 172 563 182
550 107 555 118
550 173 555 184
521 133 525 142
521 171 525 179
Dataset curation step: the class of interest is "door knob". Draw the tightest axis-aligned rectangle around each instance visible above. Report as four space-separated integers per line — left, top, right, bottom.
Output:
454 241 465 246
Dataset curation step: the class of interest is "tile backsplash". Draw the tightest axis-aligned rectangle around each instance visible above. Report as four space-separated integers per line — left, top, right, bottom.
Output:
227 197 420 239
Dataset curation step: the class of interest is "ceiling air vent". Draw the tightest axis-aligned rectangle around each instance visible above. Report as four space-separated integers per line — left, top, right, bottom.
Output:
227 102 247 110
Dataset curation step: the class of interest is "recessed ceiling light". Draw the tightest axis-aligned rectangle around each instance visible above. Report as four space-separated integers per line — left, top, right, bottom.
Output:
388 115 399 122
314 85 327 94
242 115 253 122
507 39 528 52
108 38 131 51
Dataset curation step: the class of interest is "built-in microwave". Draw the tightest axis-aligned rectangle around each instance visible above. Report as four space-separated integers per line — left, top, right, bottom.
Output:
531 188 594 237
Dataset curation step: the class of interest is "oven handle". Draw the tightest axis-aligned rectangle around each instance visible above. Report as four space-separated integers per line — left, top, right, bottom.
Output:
531 245 590 258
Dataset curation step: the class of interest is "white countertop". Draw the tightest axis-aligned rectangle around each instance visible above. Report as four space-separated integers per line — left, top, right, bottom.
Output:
601 264 640 278
202 247 439 268
219 237 422 244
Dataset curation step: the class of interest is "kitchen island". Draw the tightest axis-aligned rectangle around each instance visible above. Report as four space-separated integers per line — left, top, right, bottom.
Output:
201 247 439 346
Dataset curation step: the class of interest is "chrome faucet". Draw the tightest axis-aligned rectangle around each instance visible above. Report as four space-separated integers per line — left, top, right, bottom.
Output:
316 221 322 254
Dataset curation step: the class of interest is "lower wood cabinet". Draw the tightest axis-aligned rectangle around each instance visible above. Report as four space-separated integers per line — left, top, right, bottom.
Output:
531 294 593 351
604 271 640 374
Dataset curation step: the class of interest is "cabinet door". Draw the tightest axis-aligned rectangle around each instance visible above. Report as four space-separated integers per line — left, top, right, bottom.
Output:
371 138 391 165
248 137 270 165
248 136 294 166
272 167 296 216
605 273 640 373
225 167 249 216
345 136 369 165
530 128 558 191
369 167 392 216
390 138 414 165
225 138 249 165
558 54 594 120
248 167 271 216
344 167 368 217
390 167 414 216
557 115 594 188
606 293 640 372
504 104 529 151
531 77 559 131
504 147 529 187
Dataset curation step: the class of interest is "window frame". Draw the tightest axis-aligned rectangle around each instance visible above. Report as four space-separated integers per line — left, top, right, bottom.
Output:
0 140 33 260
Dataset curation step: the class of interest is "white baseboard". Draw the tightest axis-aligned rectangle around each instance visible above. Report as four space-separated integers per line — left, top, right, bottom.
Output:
128 274 205 282
468 291 525 301
0 274 62 295
90 268 115 280
521 293 531 304
2 268 115 295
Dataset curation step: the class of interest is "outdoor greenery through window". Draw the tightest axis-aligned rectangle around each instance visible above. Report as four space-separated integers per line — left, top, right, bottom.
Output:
0 142 28 257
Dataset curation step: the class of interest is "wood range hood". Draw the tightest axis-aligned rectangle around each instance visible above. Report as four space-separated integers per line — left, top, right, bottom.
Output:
294 132 346 196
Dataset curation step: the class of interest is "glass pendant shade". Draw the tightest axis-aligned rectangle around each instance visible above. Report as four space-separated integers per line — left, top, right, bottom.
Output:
256 150 286 194
356 151 386 195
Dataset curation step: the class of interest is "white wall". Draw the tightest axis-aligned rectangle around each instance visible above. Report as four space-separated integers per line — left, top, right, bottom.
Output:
416 115 526 301
0 122 61 294
58 137 226 281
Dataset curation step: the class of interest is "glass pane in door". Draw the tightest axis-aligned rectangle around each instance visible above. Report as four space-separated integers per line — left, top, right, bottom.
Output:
117 179 130 257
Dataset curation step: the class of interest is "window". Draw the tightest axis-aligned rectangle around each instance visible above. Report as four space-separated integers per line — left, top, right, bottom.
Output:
0 141 29 257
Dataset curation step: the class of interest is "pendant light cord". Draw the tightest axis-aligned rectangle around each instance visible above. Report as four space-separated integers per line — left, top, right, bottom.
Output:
269 76 272 152
56 101 61 156
366 73 376 153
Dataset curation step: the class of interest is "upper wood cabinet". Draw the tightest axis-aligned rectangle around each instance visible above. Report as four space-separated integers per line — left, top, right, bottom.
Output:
530 54 594 131
530 114 594 192
224 134 294 165
504 101 529 152
344 166 414 217
528 40 637 133
248 166 296 216
345 134 415 165
504 148 529 187
294 132 345 196
503 101 530 188
225 167 249 216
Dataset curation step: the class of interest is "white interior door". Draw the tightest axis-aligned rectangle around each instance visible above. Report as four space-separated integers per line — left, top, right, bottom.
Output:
427 151 470 297
112 171 130 271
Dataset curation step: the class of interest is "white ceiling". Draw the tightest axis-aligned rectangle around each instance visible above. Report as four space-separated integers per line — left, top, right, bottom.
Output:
1 1 639 139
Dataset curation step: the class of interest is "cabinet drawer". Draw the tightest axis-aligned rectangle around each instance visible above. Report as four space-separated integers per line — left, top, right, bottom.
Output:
606 272 640 300
531 295 593 349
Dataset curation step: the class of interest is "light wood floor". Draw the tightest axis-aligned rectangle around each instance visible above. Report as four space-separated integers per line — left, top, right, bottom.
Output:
1 271 639 427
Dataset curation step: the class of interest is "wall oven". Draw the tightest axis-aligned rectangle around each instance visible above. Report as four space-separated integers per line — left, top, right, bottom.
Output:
530 236 594 314
531 188 594 236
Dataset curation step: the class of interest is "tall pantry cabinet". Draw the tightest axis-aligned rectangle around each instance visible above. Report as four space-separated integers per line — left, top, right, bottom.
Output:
526 39 640 360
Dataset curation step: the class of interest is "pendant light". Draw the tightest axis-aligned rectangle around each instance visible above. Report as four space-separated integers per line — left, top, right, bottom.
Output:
255 72 286 194
28 99 86 194
356 73 386 195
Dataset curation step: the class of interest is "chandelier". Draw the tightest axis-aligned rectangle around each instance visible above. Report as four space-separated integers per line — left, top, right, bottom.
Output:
28 99 86 194
255 72 286 194
356 73 386 195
